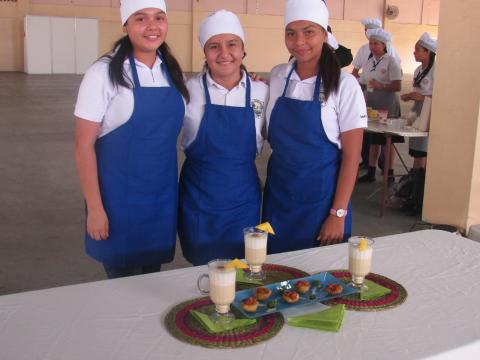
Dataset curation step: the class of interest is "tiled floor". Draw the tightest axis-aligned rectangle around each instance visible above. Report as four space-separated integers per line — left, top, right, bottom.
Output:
0 72 419 295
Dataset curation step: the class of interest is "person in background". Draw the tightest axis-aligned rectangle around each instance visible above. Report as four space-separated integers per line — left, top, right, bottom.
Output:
358 28 402 184
178 10 268 266
399 32 437 214
74 0 188 278
262 0 366 253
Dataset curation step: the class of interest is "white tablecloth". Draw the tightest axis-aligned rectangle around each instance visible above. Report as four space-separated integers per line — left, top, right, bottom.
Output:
1 230 480 360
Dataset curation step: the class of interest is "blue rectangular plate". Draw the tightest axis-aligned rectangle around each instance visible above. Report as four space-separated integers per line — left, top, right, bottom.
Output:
232 272 359 319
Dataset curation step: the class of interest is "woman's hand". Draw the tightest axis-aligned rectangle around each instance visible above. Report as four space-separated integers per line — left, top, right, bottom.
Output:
249 72 269 84
317 215 345 245
400 93 411 102
87 207 109 240
368 79 382 89
408 92 425 101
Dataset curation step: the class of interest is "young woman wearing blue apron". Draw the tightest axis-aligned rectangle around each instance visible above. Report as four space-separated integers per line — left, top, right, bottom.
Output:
74 1 188 278
262 0 366 254
178 10 266 266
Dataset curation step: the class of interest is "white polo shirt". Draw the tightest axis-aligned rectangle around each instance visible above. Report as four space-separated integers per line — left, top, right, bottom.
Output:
181 70 268 154
266 61 367 150
353 43 402 84
413 64 435 96
74 54 185 138
360 54 402 86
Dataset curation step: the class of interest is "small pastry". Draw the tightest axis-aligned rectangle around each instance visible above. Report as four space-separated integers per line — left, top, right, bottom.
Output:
282 290 300 304
241 296 258 312
255 287 272 301
294 280 310 294
325 284 343 295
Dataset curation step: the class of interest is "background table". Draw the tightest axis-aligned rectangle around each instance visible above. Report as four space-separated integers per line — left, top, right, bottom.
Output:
1 230 479 360
365 120 429 216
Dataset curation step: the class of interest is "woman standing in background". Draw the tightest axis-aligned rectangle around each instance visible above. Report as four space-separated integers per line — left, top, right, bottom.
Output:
74 0 188 278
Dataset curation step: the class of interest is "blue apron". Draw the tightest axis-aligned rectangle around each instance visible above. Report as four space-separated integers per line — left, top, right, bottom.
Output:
85 55 184 267
262 64 352 254
178 74 261 265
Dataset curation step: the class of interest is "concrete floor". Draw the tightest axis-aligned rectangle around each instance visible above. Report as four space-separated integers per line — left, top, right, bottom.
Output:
0 72 418 296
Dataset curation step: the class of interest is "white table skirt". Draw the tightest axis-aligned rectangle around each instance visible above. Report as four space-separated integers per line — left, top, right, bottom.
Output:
1 230 480 360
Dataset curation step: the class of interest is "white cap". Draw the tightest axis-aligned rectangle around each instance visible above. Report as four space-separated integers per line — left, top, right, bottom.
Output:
120 0 166 25
327 32 339 50
418 32 437 53
367 28 392 44
284 0 329 31
361 18 382 30
199 10 245 48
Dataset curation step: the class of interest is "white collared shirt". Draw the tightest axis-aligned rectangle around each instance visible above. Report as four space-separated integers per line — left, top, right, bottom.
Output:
266 61 367 149
181 70 268 153
413 63 435 96
360 54 402 85
74 54 185 138
353 43 402 84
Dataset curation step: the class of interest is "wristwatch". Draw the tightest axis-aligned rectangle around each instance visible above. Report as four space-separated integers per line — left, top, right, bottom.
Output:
330 208 348 218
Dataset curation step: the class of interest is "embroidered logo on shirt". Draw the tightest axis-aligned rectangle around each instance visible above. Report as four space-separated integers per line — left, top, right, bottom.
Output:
251 99 264 118
381 68 387 74
422 78 430 86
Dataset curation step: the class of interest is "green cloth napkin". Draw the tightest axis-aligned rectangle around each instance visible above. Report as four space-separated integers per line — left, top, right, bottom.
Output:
360 280 391 300
190 310 256 334
287 305 345 332
235 268 263 285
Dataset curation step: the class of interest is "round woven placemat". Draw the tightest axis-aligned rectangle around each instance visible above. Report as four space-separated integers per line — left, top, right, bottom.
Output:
236 263 310 290
165 297 284 349
322 270 407 311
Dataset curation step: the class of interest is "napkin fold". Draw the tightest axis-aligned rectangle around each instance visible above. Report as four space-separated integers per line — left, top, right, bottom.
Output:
360 280 391 300
236 268 263 285
190 310 256 333
287 304 345 332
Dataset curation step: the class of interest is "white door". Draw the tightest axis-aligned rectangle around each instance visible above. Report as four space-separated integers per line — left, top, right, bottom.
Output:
24 15 52 74
51 17 76 74
75 18 99 74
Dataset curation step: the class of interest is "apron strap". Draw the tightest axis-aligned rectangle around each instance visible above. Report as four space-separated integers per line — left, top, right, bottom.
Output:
202 73 212 105
245 74 251 107
128 55 141 88
157 50 174 87
281 61 322 103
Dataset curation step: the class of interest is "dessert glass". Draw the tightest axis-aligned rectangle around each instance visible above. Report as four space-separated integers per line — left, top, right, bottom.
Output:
243 227 268 281
348 236 374 292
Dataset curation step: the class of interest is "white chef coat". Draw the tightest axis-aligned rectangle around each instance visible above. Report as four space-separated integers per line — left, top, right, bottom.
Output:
266 61 367 150
413 63 435 95
74 54 185 138
353 43 402 84
181 70 268 154
360 54 402 86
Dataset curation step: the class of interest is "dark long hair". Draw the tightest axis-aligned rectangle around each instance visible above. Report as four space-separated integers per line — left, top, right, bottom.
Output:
318 43 340 100
103 36 190 103
413 50 436 88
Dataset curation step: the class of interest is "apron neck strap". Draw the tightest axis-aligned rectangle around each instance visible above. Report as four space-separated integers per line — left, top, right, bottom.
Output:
282 61 322 102
157 50 174 87
202 71 252 107
128 55 141 88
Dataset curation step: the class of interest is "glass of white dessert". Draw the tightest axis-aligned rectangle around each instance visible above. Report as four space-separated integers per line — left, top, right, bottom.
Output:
348 236 374 292
197 259 236 323
243 227 268 281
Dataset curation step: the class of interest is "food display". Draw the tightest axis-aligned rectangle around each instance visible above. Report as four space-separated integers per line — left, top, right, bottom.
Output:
233 272 358 318
367 107 379 119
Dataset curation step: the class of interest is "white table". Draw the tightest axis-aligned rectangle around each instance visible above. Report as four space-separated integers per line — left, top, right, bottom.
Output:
1 230 480 360
365 120 429 216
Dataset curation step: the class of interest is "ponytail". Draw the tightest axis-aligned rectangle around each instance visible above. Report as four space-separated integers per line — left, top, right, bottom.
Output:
318 43 340 100
102 36 190 103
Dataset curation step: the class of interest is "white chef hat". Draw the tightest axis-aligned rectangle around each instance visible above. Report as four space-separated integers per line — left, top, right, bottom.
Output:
199 10 245 48
361 18 382 30
120 0 167 25
366 28 392 44
327 32 339 50
284 0 329 31
418 32 437 53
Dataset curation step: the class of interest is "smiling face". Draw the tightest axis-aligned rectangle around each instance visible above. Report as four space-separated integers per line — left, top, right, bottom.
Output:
204 34 244 81
285 21 327 66
369 38 387 57
123 8 168 57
